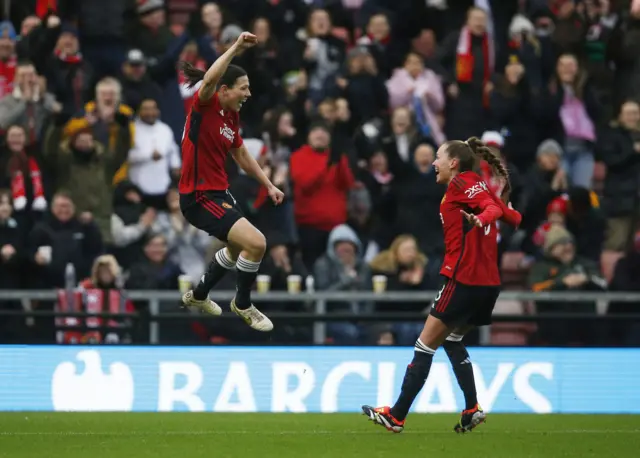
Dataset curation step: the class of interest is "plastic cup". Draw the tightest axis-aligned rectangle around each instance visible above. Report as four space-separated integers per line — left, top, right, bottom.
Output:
178 275 191 293
256 275 271 293
287 275 302 294
372 275 387 294
38 246 52 264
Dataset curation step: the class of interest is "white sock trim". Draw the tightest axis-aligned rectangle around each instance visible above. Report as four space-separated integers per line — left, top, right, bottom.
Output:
236 255 261 273
446 333 464 342
414 338 436 355
215 248 236 270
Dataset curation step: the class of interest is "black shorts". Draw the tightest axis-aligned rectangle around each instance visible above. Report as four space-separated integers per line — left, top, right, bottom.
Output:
429 277 500 328
180 190 244 242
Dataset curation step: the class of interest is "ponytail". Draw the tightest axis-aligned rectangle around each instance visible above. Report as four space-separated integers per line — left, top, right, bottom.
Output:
180 61 206 89
466 136 512 203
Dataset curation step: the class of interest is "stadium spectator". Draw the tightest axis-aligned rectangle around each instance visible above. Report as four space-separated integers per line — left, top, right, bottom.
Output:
356 13 401 79
152 188 210 283
439 6 495 140
129 0 189 142
335 46 388 128
177 42 206 114
298 8 346 105
120 49 163 113
0 21 18 99
127 98 181 210
382 107 429 168
520 139 568 246
63 77 134 186
528 225 607 346
313 224 372 345
290 122 355 269
607 2 640 110
0 125 47 221
14 16 42 61
28 192 104 289
194 2 223 65
370 234 432 345
0 189 27 343
598 100 640 251
390 142 445 261
43 119 129 244
41 22 94 117
111 181 156 269
564 187 606 262
0 62 60 143
489 55 544 171
546 53 600 188
386 52 445 145
550 0 587 57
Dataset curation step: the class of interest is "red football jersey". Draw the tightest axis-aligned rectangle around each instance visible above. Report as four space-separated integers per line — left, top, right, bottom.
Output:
179 90 243 194
439 172 503 286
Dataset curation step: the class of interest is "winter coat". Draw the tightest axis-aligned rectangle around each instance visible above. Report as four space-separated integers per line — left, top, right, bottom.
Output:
43 125 129 243
0 216 26 290
597 124 640 217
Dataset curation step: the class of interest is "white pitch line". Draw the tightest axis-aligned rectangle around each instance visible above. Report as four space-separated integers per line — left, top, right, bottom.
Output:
0 430 638 436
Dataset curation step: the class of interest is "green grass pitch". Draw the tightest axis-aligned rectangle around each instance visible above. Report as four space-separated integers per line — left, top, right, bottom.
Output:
0 413 638 458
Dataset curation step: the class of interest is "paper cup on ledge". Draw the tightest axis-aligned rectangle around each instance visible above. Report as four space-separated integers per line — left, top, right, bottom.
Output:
256 275 271 293
287 275 302 294
178 275 191 294
372 275 387 294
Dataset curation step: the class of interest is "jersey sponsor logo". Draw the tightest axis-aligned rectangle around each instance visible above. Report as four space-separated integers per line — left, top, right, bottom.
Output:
222 202 232 209
464 181 489 199
220 124 235 143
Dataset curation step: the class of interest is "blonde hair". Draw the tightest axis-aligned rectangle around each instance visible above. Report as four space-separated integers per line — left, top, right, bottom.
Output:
370 235 427 273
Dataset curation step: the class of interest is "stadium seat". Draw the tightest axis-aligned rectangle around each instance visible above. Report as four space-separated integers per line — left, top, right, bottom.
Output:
490 323 532 345
600 250 624 284
501 251 530 287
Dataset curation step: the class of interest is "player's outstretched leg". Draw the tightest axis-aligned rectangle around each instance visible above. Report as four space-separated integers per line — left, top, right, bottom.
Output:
443 331 486 433
183 247 237 315
362 315 450 432
227 218 273 331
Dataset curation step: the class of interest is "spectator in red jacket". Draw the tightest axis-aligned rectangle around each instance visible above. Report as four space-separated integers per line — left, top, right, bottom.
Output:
0 21 18 99
290 122 355 269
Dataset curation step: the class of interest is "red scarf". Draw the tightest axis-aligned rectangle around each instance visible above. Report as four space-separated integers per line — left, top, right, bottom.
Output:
10 153 46 211
36 0 58 18
55 49 83 64
367 33 391 46
456 27 494 107
0 55 17 99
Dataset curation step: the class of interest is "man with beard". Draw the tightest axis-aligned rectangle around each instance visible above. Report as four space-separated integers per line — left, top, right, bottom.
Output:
127 98 181 210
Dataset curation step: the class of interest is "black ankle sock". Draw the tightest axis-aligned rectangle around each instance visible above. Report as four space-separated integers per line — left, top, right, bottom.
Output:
193 249 235 300
235 256 260 310
389 339 435 421
443 339 477 410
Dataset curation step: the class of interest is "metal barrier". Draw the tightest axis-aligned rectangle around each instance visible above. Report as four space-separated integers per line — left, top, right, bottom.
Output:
1 290 639 345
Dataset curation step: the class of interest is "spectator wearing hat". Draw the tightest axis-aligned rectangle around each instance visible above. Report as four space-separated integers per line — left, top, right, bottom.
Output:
290 122 355 269
520 139 568 242
528 224 606 346
532 195 570 256
128 98 181 210
62 76 134 184
0 61 60 144
129 0 189 143
120 49 163 113
43 22 94 116
0 21 18 99
43 113 130 244
598 100 640 251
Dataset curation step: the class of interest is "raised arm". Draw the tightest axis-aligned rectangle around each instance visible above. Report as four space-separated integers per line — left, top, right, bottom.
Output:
197 32 258 103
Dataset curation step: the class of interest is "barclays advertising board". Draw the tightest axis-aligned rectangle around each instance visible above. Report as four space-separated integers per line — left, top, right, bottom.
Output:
0 346 638 413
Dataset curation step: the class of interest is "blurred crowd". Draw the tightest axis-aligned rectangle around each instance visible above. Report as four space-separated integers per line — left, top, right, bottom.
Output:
0 0 639 346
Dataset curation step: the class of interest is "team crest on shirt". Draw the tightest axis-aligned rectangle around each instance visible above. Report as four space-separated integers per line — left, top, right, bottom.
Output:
222 202 233 209
220 124 235 142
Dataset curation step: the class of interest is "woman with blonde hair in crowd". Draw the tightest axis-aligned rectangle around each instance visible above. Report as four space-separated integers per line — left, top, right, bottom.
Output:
370 234 432 345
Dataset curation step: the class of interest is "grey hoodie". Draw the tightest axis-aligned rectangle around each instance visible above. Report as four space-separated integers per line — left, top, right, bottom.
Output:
313 224 372 313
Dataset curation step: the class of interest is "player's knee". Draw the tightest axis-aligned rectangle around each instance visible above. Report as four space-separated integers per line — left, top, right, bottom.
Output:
245 231 266 258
